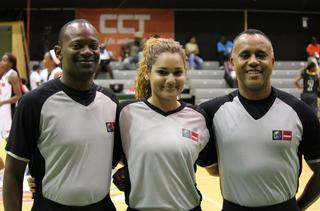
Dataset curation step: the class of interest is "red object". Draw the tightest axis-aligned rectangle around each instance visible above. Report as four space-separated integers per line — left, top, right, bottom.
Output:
282 130 292 141
306 43 320 57
191 131 199 142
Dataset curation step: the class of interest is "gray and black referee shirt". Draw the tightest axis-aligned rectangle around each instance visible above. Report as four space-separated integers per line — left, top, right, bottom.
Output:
200 87 320 207
6 78 119 206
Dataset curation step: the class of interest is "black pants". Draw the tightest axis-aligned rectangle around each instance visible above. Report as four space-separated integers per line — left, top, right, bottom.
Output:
127 204 201 211
95 60 114 79
301 92 318 115
222 197 300 211
32 194 116 211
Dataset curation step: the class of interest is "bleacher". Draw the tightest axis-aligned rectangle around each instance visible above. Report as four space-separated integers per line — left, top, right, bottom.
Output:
30 60 303 104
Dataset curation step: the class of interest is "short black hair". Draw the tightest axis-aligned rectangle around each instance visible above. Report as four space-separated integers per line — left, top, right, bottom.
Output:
58 19 94 46
233 29 272 45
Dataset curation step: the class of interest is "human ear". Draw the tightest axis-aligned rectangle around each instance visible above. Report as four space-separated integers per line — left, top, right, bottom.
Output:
54 45 62 61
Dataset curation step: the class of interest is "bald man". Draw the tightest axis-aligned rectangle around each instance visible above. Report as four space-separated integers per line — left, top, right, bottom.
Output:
199 29 320 211
3 19 119 211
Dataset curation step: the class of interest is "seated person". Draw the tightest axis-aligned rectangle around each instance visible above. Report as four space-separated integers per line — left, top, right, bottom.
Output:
122 31 144 70
95 43 115 79
217 35 233 69
185 35 204 70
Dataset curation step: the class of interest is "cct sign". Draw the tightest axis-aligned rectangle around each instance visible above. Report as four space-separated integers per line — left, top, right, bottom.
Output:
76 9 174 58
100 14 151 34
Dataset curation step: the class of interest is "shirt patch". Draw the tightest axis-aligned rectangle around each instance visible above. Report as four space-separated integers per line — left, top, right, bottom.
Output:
182 128 199 142
272 130 292 141
106 122 115 132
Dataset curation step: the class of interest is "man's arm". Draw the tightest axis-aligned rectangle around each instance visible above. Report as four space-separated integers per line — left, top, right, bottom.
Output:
297 161 320 210
3 154 28 211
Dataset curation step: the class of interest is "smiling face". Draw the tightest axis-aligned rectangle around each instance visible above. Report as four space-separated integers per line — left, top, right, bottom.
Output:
231 33 274 99
56 21 100 82
148 52 186 105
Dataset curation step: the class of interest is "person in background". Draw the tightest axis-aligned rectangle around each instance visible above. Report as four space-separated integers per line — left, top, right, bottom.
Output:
122 31 144 70
95 42 115 79
217 35 233 69
3 19 119 211
294 58 320 115
0 52 22 181
185 35 204 70
29 64 41 90
306 36 320 63
0 52 22 136
113 37 216 211
201 29 320 211
41 49 63 82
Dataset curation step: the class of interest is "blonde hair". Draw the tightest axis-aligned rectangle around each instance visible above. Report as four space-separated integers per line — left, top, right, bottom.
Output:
135 37 187 99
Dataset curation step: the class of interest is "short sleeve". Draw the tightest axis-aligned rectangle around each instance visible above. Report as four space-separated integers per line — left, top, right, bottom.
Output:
6 94 41 162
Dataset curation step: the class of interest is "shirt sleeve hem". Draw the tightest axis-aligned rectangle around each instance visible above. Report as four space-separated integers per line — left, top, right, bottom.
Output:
203 162 218 168
6 151 30 162
306 158 320 164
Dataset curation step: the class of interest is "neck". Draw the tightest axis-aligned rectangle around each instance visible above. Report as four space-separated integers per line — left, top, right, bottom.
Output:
238 85 272 100
147 97 180 112
60 75 93 91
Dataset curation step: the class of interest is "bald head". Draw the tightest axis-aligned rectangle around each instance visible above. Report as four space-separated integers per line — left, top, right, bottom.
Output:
232 29 274 57
58 19 98 46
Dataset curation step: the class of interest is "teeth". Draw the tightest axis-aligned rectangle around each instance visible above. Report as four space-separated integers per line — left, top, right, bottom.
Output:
247 70 261 73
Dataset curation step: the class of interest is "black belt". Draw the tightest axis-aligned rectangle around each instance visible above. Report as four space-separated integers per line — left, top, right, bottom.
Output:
127 204 201 211
222 197 300 211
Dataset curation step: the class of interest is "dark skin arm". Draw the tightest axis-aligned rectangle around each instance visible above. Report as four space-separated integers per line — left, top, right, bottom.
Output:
297 161 320 210
205 165 219 176
112 166 126 192
294 75 303 89
3 154 28 211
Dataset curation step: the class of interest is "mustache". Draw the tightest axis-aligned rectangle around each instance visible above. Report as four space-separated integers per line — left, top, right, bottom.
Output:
76 56 99 62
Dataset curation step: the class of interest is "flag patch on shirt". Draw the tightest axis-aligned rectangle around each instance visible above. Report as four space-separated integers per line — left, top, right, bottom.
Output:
106 122 115 132
182 128 199 142
272 130 292 141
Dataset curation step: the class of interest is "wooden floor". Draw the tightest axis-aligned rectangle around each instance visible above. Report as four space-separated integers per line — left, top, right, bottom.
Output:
0 141 319 211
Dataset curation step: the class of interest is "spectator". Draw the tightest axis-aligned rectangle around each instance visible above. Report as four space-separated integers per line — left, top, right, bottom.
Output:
306 36 320 62
122 31 144 70
185 35 204 70
95 43 114 79
217 35 233 69
29 64 41 90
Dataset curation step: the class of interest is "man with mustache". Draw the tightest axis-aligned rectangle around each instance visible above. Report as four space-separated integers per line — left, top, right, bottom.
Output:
3 19 119 211
200 29 320 211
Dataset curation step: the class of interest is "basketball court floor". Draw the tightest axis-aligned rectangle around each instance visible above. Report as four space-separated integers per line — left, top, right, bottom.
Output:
0 141 319 211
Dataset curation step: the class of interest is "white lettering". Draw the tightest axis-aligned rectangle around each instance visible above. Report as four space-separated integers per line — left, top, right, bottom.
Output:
99 14 151 34
100 14 117 33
